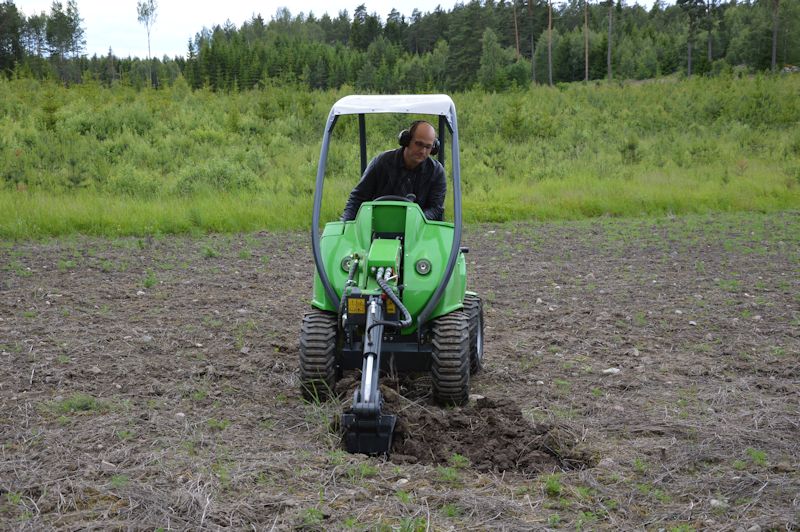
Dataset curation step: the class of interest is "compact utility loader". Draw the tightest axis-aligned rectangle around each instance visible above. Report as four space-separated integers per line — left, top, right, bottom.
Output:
300 95 483 455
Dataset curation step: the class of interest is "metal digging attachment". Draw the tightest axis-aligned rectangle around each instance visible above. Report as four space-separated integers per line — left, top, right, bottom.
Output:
341 267 411 454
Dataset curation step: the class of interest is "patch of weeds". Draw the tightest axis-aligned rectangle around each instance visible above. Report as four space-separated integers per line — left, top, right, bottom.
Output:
202 244 219 259
436 466 461 486
302 507 324 527
6 260 32 277
745 447 768 467
554 379 571 392
633 457 649 474
771 346 786 357
342 516 359 528
22 310 37 318
449 453 470 469
57 259 76 271
398 517 427 531
233 319 256 350
440 503 461 518
396 490 412 504
202 316 223 328
633 311 647 326
576 510 598 530
51 393 108 415
327 449 347 466
206 418 230 431
547 513 561 526
191 388 208 401
669 525 696 532
212 461 232 487
116 429 134 440
238 248 252 259
260 255 270 268
591 387 603 398
110 474 129 489
544 473 563 497
717 279 741 291
56 354 71 364
142 269 157 289
732 459 747 470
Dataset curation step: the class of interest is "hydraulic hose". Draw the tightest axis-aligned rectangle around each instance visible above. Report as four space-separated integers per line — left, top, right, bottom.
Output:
375 276 412 329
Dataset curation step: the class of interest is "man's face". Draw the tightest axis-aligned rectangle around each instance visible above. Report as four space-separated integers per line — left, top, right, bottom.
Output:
403 123 436 169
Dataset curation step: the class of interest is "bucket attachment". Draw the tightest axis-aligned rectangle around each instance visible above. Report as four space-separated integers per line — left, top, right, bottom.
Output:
342 410 396 455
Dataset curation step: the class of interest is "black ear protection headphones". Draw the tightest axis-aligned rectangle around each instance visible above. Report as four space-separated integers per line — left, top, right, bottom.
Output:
398 120 440 156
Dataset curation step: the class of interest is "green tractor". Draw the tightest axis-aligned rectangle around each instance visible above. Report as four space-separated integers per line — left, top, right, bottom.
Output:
300 95 484 455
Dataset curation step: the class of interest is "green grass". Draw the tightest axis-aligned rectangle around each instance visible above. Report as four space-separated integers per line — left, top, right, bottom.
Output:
1 75 799 238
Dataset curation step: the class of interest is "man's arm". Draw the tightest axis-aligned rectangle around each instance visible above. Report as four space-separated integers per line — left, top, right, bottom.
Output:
341 159 380 221
422 163 446 221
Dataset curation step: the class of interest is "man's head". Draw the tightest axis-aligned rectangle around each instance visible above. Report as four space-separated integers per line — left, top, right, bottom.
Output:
401 121 437 170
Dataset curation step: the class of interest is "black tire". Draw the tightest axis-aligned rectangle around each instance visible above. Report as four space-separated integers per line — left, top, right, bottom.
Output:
464 294 484 375
299 309 338 402
431 310 470 406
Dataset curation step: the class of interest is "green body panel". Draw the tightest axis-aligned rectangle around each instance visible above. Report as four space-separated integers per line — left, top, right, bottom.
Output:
312 201 466 333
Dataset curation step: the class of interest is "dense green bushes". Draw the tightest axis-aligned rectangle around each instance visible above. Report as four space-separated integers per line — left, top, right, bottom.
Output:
1 74 798 237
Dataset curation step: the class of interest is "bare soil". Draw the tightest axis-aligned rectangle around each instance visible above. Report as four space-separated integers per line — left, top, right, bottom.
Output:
1 212 798 530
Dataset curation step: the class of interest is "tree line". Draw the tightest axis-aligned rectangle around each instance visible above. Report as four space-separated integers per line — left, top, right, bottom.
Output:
1 0 798 91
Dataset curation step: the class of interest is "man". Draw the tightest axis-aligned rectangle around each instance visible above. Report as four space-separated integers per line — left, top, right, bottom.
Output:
340 120 446 222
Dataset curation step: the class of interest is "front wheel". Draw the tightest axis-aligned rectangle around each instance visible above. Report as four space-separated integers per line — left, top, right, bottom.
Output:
464 294 484 374
299 309 338 402
430 311 470 406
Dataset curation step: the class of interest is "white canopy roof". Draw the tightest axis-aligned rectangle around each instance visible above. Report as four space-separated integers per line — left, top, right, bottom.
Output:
330 94 457 128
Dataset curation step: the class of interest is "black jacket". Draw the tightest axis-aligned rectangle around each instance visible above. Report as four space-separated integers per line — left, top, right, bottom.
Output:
340 148 446 222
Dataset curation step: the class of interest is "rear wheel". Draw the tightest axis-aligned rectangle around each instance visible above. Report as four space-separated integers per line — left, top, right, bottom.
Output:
299 309 338 402
464 294 484 374
431 311 470 406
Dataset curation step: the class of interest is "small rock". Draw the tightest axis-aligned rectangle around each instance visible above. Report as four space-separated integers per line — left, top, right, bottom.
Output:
101 460 116 471
89 365 102 374
747 525 762 532
597 457 616 469
469 394 485 401
675 309 683 315
141 335 153 343
602 367 621 375
689 321 697 326
195 343 203 348
175 412 186 420
395 478 409 486
631 348 640 357
709 498 728 509
240 346 251 354
613 405 624 412
236 308 249 314
753 315 762 321
136 290 145 296
536 298 543 304
114 384 121 389
536 381 544 385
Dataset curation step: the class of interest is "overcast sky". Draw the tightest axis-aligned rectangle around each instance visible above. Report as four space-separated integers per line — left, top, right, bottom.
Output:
13 0 662 59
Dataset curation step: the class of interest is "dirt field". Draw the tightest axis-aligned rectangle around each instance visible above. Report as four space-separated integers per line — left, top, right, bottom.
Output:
1 212 798 530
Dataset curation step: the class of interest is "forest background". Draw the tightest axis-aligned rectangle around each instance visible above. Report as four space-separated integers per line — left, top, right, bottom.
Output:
0 0 799 238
